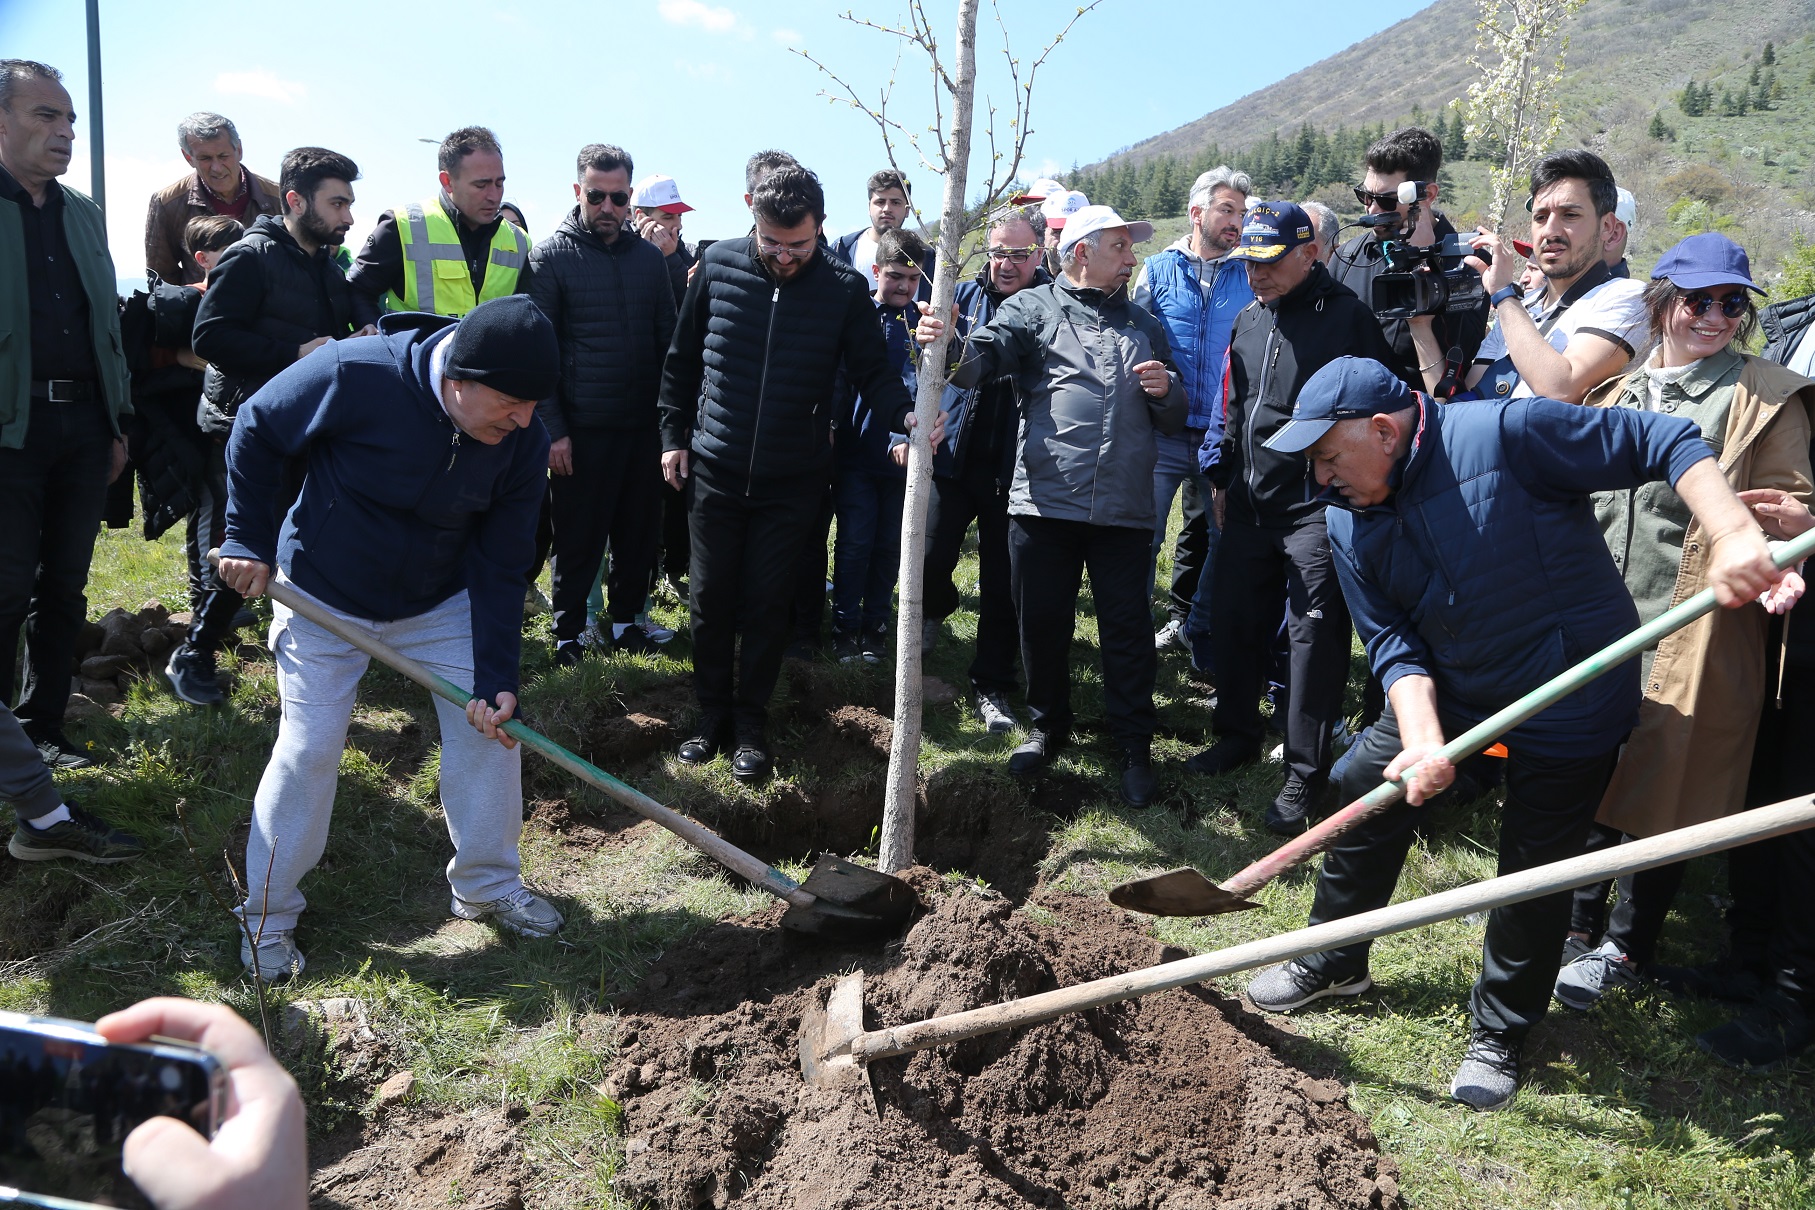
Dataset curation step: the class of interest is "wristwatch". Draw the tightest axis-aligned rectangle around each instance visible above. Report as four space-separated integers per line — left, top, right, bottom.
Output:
1489 282 1525 309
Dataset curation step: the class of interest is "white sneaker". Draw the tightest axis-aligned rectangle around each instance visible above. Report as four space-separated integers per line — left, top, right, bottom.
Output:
1154 619 1187 651
639 617 676 645
451 886 565 938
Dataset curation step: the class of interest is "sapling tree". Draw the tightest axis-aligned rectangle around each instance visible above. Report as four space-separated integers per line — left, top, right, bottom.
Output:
1463 0 1588 232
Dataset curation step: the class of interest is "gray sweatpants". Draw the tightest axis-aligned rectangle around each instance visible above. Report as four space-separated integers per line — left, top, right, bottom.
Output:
240 584 525 934
0 700 61 823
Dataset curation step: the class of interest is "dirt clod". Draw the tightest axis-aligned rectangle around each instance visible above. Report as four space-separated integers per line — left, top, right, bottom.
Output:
310 1108 524 1210
610 885 1396 1209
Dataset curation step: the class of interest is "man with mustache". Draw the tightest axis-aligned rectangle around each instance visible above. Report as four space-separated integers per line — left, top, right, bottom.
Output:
1465 150 1648 404
172 147 368 708
145 112 282 286
916 205 1184 808
1133 166 1254 673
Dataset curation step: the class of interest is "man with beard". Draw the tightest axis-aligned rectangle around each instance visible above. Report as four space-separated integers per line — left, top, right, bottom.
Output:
526 144 676 665
1134 166 1254 670
830 168 933 296
347 127 530 324
661 165 925 784
916 205 1184 808
145 112 282 286
1464 150 1648 404
921 202 1049 731
171 147 367 707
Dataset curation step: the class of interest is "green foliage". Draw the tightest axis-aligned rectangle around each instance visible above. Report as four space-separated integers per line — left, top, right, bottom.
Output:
1764 40 1777 65
1646 112 1672 141
1773 236 1815 303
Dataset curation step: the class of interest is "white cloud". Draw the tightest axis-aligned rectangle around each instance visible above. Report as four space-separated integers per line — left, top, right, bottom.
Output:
771 27 803 46
658 0 739 33
213 69 307 105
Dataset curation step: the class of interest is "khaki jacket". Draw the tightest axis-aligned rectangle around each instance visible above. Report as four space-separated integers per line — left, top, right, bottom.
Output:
144 170 281 285
1589 355 1814 837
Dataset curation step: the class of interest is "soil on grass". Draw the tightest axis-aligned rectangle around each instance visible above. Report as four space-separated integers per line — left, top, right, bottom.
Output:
608 878 1401 1210
309 1106 527 1210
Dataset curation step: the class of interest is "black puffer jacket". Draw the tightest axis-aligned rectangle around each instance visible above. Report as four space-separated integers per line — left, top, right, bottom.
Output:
1211 261 1406 528
192 214 354 434
525 211 676 438
1762 293 1815 368
659 237 912 486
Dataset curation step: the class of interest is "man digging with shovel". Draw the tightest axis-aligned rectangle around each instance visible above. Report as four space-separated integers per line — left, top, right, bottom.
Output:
1244 356 1792 1110
216 294 563 980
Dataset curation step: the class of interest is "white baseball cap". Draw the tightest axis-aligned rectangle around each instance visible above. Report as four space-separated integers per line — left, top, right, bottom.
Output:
1012 177 1066 204
1040 189 1090 228
1055 205 1154 257
630 174 693 214
1614 186 1636 226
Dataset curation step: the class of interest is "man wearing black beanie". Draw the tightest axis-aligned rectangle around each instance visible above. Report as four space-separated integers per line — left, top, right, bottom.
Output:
216 294 564 980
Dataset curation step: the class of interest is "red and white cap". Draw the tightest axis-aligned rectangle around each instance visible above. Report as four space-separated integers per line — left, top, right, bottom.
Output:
1011 177 1066 204
630 174 693 214
1040 189 1089 228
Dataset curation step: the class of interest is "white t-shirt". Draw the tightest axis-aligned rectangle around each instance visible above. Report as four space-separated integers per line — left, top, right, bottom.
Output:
852 230 881 289
1475 275 1649 398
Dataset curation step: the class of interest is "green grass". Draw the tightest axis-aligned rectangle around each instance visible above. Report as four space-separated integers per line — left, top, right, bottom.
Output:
6 516 1814 1208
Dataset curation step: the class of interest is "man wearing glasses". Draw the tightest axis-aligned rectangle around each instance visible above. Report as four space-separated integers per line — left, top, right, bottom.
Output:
921 201 1051 732
524 144 676 666
659 165 928 784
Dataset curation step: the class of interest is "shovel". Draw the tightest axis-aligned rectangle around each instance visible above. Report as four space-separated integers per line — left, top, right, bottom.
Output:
802 792 1815 1089
1109 527 1815 918
216 557 919 941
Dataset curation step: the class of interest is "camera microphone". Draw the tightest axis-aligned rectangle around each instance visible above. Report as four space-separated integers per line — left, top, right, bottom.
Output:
1357 212 1401 229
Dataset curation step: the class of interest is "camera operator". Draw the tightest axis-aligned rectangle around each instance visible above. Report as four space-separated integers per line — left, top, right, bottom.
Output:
1330 128 1486 398
1464 150 1648 404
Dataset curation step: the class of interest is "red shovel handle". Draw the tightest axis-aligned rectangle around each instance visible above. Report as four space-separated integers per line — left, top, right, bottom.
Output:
1220 779 1409 900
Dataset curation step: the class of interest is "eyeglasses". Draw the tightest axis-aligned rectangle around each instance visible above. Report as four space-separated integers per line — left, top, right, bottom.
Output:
986 245 1039 263
757 235 817 261
584 188 631 207
1679 290 1749 319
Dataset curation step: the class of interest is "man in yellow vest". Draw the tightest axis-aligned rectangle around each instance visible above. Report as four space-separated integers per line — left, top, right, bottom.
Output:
346 125 530 324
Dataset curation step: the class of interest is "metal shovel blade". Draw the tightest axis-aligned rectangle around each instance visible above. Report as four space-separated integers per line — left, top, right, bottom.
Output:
1107 867 1261 917
780 856 921 940
799 972 873 1096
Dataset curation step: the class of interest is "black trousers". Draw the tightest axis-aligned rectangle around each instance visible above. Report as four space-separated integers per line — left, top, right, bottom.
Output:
1165 475 1210 624
548 427 660 642
181 442 244 654
0 397 113 727
1568 823 1689 968
1300 703 1621 1035
1210 518 1351 784
659 477 690 582
788 485 835 644
690 465 828 736
924 463 1019 695
1009 515 1155 750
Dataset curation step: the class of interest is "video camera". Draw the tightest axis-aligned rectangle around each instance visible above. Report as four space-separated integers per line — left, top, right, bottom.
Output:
1363 180 1487 321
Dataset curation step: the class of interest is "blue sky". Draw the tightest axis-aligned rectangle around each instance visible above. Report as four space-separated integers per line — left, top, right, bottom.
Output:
2 0 1434 284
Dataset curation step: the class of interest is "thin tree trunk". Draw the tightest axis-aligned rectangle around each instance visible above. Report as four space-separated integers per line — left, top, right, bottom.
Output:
879 0 978 873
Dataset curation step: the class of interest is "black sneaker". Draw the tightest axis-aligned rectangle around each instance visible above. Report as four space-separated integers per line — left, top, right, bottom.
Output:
1184 738 1259 777
166 642 226 707
613 626 659 656
554 639 586 667
1008 727 1066 775
1697 989 1815 1072
1264 773 1331 836
9 802 144 864
23 724 95 771
860 625 887 665
1118 752 1156 809
832 630 862 664
1651 956 1772 1004
1451 1027 1522 1110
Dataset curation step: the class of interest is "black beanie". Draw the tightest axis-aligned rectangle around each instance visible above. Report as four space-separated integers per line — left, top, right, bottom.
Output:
445 295 560 401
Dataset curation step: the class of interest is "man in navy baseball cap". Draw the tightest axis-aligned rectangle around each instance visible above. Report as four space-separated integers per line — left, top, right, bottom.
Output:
1227 200 1316 264
1266 355 1417 455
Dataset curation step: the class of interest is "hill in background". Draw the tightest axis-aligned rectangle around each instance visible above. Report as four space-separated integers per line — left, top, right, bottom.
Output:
1065 0 1815 284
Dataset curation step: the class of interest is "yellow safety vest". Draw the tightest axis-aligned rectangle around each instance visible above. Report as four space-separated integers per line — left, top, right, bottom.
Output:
386 197 530 317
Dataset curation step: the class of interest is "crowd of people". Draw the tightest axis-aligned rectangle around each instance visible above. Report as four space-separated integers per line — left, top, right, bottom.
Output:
2 49 1813 1143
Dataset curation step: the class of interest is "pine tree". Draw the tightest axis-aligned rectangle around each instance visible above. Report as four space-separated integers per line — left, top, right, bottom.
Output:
1701 82 1715 113
1722 88 1737 115
1443 108 1468 160
1748 63 1761 87
1648 112 1668 139
1759 68 1777 109
1763 40 1776 65
1737 88 1750 116
1678 80 1699 116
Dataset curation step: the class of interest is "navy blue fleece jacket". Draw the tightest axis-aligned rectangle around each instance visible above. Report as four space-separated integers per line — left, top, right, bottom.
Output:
220 313 549 703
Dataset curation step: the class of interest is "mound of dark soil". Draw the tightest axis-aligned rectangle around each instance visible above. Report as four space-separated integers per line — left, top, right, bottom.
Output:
310 1107 526 1210
608 880 1400 1210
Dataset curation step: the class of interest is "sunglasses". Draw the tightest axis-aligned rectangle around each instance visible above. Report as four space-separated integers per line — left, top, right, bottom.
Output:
584 188 631 207
1679 290 1749 319
986 245 1039 263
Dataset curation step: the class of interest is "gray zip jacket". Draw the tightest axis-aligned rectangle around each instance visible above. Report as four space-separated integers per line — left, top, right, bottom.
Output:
950 277 1185 529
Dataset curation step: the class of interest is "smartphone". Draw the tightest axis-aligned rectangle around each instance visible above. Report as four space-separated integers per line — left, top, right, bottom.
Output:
694 238 716 259
0 1013 228 1210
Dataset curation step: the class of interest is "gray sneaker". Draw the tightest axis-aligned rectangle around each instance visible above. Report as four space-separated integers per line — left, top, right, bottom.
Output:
1246 959 1372 1012
1553 939 1643 1011
976 692 1018 734
1450 1027 1521 1110
451 886 565 938
1154 618 1187 651
240 928 306 982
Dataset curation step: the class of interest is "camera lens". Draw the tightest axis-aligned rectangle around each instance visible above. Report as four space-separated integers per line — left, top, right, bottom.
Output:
159 1063 184 1091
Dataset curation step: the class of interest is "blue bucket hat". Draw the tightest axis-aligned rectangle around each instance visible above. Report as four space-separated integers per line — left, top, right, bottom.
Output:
1265 357 1414 454
1651 232 1764 294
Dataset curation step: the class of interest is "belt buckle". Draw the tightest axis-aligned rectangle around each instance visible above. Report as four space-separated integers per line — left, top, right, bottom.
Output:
47 379 77 403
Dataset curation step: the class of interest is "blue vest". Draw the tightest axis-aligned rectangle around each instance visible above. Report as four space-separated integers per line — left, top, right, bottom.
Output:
1140 248 1252 430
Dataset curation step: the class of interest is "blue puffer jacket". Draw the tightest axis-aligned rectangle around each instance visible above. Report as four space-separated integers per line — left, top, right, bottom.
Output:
1326 396 1713 758
1138 245 1252 434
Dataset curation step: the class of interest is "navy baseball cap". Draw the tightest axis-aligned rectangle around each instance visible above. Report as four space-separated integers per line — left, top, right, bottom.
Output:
1265 357 1414 454
1651 232 1764 294
1228 201 1315 264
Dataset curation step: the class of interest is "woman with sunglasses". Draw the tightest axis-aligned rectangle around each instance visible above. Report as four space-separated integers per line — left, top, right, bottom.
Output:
1554 232 1814 1011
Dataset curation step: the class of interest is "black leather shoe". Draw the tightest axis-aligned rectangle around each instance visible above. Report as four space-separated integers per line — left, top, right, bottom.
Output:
730 744 772 783
1264 773 1331 836
678 716 729 766
1185 739 1259 777
1008 728 1065 775
1119 754 1156 809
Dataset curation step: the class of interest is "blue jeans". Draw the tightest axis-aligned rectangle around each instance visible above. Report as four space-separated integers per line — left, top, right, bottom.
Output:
832 469 906 633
